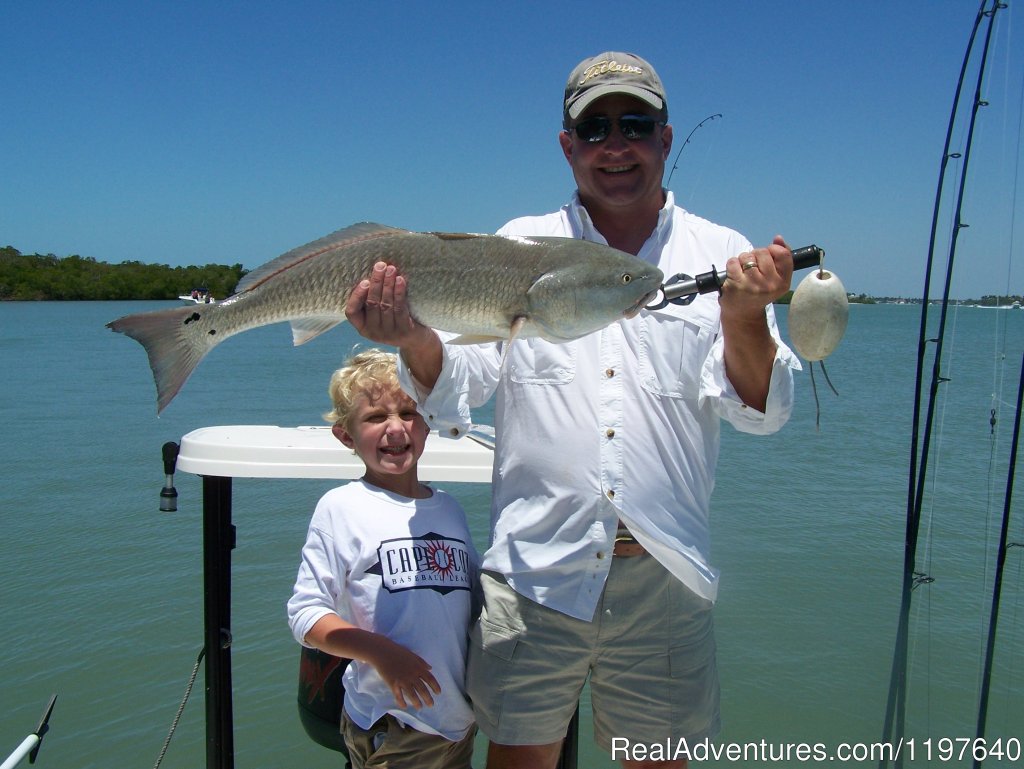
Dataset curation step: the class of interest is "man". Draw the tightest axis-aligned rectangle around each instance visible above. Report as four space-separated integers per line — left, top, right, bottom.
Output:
347 52 798 769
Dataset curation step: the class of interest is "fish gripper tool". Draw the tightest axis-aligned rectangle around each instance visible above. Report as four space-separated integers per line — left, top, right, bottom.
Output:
646 245 824 310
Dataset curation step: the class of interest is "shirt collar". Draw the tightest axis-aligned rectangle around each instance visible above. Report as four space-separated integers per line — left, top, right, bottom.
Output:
567 189 676 256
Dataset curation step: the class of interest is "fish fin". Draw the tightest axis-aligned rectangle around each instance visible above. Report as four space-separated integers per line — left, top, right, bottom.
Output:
497 316 528 373
443 318 528 347
107 305 220 414
508 316 527 341
290 317 344 346
446 334 506 345
427 231 488 241
235 222 408 293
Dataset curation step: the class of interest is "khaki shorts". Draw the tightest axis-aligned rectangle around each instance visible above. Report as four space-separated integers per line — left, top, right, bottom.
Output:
341 711 476 769
466 554 720 752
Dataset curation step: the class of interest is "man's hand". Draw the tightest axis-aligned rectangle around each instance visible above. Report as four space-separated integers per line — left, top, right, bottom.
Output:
345 261 444 389
345 261 424 348
719 235 794 321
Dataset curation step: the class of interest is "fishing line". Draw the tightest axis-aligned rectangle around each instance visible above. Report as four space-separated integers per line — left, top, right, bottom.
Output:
679 132 721 209
974 11 1024 747
893 105 966 769
880 3 1004 764
995 6 1024 720
973 351 1024 764
964 21 1019 685
664 113 722 191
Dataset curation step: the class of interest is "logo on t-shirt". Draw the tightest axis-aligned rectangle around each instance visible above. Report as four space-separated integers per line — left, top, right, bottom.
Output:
369 531 473 595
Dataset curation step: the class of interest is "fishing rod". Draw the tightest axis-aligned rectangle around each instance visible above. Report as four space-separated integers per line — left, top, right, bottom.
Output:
880 1 1005 765
973 350 1023 768
645 244 824 309
665 113 722 188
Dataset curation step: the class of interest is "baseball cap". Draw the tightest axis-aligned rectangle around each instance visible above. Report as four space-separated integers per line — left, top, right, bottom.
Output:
563 52 667 128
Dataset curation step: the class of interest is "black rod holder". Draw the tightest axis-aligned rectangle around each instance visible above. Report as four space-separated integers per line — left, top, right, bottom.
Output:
160 441 179 512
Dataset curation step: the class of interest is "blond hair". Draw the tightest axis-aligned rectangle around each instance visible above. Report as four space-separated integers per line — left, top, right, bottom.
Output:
323 348 402 428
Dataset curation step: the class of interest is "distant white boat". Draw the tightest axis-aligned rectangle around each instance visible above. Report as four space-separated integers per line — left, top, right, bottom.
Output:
180 288 215 304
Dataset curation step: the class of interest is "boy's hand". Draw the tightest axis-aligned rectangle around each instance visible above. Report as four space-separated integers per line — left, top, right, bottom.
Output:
369 637 442 710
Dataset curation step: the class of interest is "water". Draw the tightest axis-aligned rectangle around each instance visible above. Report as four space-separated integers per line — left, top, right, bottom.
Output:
1 301 1022 768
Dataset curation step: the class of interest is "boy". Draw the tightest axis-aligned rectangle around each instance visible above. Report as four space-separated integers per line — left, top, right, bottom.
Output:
287 349 478 768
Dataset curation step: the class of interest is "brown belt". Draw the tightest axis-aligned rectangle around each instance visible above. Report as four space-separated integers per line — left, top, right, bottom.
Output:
613 533 647 557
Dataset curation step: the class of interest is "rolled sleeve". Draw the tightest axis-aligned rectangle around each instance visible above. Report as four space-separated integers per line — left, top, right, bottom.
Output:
287 526 341 647
699 335 801 434
397 336 473 439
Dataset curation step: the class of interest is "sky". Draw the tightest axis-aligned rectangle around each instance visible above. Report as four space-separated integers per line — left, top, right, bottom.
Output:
2 0 1022 299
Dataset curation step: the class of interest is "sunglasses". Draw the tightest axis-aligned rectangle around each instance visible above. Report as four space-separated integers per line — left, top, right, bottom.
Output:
568 114 665 143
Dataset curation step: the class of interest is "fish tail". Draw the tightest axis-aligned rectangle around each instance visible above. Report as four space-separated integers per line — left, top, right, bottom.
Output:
107 306 219 413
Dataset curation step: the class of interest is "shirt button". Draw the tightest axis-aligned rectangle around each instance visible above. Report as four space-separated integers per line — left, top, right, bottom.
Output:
605 428 615 438
606 489 615 499
605 368 615 378
596 551 606 559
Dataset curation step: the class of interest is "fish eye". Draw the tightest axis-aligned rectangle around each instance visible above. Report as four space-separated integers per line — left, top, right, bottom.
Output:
621 273 633 284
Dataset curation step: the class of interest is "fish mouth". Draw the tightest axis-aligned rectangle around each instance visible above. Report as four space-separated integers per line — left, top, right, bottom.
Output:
625 288 661 318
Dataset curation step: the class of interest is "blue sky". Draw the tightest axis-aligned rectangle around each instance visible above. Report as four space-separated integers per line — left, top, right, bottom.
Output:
2 0 1021 299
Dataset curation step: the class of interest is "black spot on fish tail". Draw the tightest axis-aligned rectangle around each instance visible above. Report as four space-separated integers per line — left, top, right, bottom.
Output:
208 329 216 335
106 304 221 414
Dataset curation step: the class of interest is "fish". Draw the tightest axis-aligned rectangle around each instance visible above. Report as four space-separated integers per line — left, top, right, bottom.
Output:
108 222 664 413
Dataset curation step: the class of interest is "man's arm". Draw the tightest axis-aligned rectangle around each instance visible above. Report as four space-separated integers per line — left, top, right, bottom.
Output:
717 235 794 411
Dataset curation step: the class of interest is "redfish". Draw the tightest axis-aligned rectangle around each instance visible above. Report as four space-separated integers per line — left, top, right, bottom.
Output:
108 222 663 413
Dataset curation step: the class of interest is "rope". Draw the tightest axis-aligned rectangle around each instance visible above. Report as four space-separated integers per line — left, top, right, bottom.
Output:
152 646 206 769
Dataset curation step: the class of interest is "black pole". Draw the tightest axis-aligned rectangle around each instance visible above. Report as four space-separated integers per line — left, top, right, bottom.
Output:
555 705 580 769
973 350 1024 767
203 475 236 769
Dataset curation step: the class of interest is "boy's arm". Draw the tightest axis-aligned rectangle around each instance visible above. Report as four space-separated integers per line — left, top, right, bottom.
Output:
305 613 441 710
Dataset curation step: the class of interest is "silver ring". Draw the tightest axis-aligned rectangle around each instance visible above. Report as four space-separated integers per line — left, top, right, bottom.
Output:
742 260 757 271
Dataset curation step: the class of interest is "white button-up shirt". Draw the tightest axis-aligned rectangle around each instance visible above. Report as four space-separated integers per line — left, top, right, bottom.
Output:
400 192 799 621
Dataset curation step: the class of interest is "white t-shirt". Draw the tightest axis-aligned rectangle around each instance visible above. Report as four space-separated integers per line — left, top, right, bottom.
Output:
287 479 479 740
